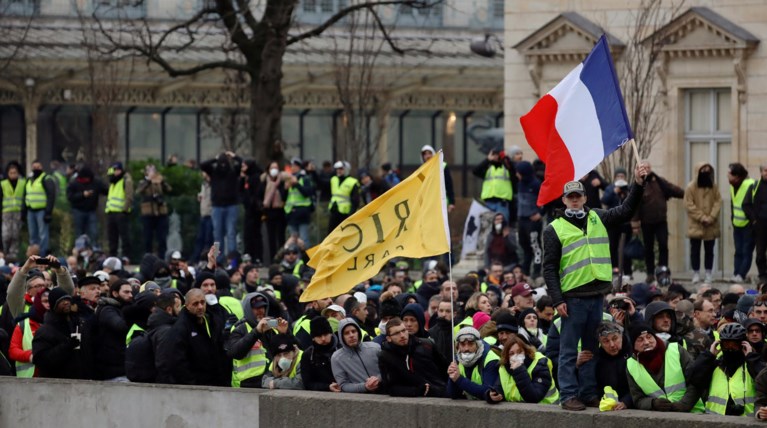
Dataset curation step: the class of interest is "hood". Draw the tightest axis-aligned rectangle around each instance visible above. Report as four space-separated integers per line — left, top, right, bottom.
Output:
395 292 424 308
139 253 161 282
214 269 231 291
77 166 94 181
244 159 260 177
516 161 535 181
241 291 270 327
401 303 427 338
644 301 676 336
337 318 363 350
147 310 176 329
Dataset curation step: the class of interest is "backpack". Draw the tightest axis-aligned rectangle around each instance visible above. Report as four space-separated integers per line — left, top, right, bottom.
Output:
125 330 156 383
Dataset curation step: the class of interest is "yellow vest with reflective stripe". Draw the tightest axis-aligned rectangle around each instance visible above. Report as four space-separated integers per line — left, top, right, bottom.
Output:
731 179 755 227
459 349 499 389
329 175 358 215
284 176 312 214
705 365 755 416
231 322 268 387
15 319 35 378
219 296 244 320
106 178 128 213
499 352 559 404
551 211 612 293
25 173 47 210
453 316 474 337
626 343 705 413
480 165 513 201
1 178 25 213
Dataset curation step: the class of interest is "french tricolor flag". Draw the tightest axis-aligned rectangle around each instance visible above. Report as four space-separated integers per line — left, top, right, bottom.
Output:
520 35 633 206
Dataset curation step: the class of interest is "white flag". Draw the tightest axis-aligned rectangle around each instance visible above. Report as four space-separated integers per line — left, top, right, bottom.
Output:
460 200 492 260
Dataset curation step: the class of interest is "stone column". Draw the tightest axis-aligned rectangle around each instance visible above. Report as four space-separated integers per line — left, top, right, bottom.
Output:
23 96 39 173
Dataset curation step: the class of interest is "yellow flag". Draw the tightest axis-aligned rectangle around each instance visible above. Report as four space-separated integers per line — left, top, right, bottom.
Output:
300 151 450 302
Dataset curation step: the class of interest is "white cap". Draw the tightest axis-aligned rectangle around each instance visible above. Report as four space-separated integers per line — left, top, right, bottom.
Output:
420 145 435 155
93 270 109 283
353 291 368 304
333 161 344 169
170 250 182 260
321 304 346 317
102 257 122 271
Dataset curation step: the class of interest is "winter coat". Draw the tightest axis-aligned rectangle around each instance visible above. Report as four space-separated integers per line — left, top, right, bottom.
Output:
165 308 229 386
32 311 86 379
683 163 721 240
301 336 340 391
200 155 242 207
447 340 500 400
330 318 381 393
148 309 178 384
378 336 448 397
224 292 277 388
136 176 172 216
428 316 455 363
595 334 633 408
490 355 553 403
94 297 129 380
627 344 701 411
66 167 108 212
633 172 684 225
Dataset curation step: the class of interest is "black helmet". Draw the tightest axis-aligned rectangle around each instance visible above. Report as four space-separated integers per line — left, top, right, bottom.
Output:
719 323 747 341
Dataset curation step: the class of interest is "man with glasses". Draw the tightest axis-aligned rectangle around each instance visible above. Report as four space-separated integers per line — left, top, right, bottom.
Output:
750 297 767 324
378 317 447 397
744 319 766 357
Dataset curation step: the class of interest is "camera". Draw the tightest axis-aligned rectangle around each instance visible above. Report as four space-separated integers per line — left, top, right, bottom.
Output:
610 300 630 311
267 319 278 329
152 194 165 206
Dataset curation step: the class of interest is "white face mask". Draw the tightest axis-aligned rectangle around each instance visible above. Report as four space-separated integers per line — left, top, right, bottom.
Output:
457 352 477 365
494 223 503 232
278 357 293 372
204 294 218 306
564 208 586 219
510 353 525 365
655 332 671 344
269 168 279 178
378 321 387 335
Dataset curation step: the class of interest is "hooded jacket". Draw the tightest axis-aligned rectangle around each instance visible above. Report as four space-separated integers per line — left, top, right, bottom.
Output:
66 166 108 212
330 318 381 393
401 303 430 340
683 163 721 240
379 334 448 397
627 339 701 411
300 334 340 391
225 292 279 388
644 301 687 347
447 339 500 400
147 309 178 384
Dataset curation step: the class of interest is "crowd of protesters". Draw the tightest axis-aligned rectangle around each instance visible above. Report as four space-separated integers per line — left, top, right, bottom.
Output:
0 148 767 419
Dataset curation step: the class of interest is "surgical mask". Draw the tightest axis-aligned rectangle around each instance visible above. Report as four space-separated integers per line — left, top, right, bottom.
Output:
278 357 293 371
204 294 218 305
510 354 525 366
457 352 477 365
564 208 586 219
378 321 387 335
494 223 503 232
269 168 279 177
655 332 671 344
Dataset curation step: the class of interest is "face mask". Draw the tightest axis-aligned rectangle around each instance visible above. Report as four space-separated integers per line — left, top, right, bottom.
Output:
457 352 477 365
204 294 218 306
494 223 503 232
378 321 387 335
278 357 293 372
269 168 279 177
510 353 525 366
655 332 671 344
564 208 586 219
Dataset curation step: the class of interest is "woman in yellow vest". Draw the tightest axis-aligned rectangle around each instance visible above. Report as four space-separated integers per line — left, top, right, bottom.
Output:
0 161 26 259
626 323 704 413
8 288 48 378
487 333 559 404
262 334 303 390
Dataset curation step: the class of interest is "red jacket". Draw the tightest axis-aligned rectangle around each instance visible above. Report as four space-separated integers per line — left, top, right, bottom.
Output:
9 319 41 376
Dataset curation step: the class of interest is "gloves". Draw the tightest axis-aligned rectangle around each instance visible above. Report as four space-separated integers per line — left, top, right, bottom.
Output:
669 402 689 412
652 398 673 411
43 213 52 224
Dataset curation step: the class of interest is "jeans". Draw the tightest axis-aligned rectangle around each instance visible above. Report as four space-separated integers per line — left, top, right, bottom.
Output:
142 215 169 257
192 215 214 262
518 218 543 277
72 208 98 242
212 204 239 256
690 239 715 271
558 295 602 402
287 206 312 248
733 226 755 278
27 209 49 255
484 199 510 223
642 221 669 276
287 223 310 248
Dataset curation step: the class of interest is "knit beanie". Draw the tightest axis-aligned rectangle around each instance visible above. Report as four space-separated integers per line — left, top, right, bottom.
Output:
472 312 491 330
310 316 333 338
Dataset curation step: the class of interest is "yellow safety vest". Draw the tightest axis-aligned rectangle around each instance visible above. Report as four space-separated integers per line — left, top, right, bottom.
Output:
551 211 612 293
106 177 127 213
231 323 268 387
292 314 312 337
25 173 47 210
731 178 755 227
268 349 303 379
498 352 559 404
1 178 25 213
458 350 499 397
219 296 244 320
284 176 312 214
125 324 145 346
480 165 513 201
705 365 755 416
453 316 474 337
626 343 704 413
15 319 35 378
329 175 359 215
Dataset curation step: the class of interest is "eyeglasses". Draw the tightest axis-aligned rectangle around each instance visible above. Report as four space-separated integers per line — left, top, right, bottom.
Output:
387 329 408 337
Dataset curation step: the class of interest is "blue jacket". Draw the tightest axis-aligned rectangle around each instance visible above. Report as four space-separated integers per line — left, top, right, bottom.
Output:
447 340 499 400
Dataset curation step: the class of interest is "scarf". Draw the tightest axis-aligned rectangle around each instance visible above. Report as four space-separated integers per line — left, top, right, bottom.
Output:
637 339 666 375
263 175 284 209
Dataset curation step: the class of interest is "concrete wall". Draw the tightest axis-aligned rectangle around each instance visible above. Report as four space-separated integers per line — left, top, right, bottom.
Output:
0 378 764 428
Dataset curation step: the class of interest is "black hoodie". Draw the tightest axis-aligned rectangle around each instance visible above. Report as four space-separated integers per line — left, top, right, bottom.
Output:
201 154 242 206
66 166 108 211
379 335 448 397
240 159 263 211
300 335 340 391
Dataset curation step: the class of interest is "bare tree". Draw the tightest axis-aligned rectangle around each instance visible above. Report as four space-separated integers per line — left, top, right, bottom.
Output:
200 69 252 155
94 0 442 167
600 0 685 180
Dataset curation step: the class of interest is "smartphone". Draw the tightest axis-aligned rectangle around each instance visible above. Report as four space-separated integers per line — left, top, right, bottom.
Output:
267 319 278 329
36 258 61 269
213 241 220 258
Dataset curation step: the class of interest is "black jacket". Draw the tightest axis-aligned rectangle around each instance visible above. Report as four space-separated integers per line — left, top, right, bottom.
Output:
148 310 178 385
595 335 633 408
200 155 242 207
166 308 229 386
687 349 765 409
744 178 767 223
32 311 86 379
543 182 644 306
378 336 448 397
66 169 108 212
240 160 263 212
300 336 340 391
490 355 553 403
427 316 454 363
93 297 129 380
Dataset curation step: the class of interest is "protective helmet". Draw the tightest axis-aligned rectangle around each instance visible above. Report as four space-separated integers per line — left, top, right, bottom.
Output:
719 323 747 341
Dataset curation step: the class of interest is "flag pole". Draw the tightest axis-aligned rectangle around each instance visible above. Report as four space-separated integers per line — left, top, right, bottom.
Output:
630 138 641 165
448 250 455 362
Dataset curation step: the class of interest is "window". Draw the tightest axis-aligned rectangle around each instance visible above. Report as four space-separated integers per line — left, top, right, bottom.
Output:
303 0 317 13
396 2 442 27
91 0 146 19
320 0 333 13
492 0 504 19
0 0 39 16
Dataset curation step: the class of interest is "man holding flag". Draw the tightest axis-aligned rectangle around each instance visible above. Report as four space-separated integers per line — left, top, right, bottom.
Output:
520 35 649 411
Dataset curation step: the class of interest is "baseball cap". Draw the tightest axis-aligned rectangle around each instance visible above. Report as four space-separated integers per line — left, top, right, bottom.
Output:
250 294 269 309
93 270 109 283
563 180 585 196
333 161 344 169
510 283 536 298
353 291 368 304
170 251 183 261
102 257 123 272
321 304 346 318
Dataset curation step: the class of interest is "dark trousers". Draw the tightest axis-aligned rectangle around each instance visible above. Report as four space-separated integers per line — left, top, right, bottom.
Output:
642 221 669 276
264 208 287 262
733 226 755 278
107 212 131 258
142 215 168 257
690 239 715 271
327 210 349 235
756 224 767 281
192 215 214 262
72 208 98 242
243 207 263 263
607 224 633 275
517 218 543 277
